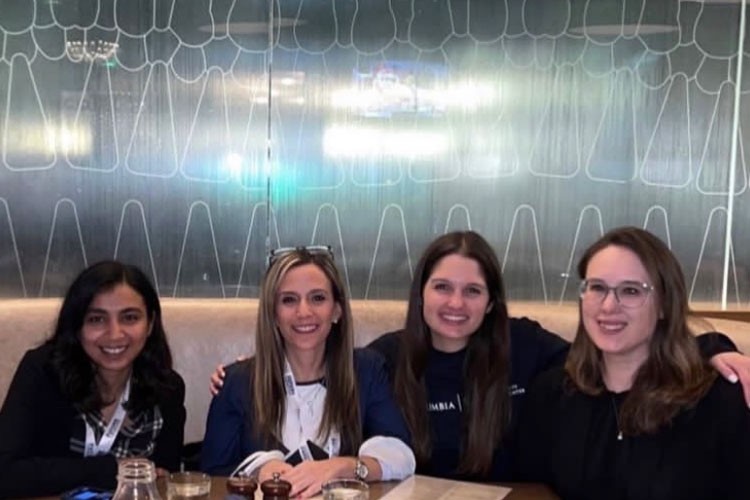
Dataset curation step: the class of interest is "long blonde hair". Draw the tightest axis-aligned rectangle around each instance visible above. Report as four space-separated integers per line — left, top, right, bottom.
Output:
252 248 362 451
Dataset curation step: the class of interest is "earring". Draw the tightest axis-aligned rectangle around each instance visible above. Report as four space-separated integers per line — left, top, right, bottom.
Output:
332 318 339 324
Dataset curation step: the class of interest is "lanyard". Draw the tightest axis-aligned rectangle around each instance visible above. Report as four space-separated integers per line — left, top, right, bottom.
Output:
282 359 339 457
84 378 130 457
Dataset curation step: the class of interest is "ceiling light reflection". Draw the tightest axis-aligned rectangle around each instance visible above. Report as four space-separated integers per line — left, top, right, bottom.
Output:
4 123 92 157
323 125 451 159
330 79 498 117
59 125 93 157
221 152 268 182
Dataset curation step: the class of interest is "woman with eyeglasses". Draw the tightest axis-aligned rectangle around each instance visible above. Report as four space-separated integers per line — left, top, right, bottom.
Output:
200 247 414 498
515 227 750 499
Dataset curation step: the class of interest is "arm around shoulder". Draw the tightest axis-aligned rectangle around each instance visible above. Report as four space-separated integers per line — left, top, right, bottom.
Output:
356 349 410 444
200 360 254 475
355 349 415 481
510 317 570 374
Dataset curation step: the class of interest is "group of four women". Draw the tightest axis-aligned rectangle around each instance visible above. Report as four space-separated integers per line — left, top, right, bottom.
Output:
1 228 749 499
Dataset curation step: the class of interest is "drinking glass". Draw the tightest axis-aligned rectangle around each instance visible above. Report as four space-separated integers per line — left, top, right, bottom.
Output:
321 479 369 500
167 472 211 500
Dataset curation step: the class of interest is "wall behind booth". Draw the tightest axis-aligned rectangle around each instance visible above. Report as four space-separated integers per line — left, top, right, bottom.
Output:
0 1 749 306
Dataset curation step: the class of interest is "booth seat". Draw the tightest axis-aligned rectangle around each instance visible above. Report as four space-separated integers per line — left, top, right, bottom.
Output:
1 298 749 445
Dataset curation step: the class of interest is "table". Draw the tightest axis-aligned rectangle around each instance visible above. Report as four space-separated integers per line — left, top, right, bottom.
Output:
32 475 559 500
207 475 559 499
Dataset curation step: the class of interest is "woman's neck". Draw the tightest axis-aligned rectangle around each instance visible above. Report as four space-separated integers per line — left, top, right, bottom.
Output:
286 348 326 382
96 368 131 403
430 331 469 353
602 354 643 393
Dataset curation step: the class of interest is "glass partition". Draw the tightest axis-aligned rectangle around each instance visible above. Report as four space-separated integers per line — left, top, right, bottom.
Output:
0 0 747 307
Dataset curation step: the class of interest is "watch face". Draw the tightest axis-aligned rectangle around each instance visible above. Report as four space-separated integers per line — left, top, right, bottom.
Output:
356 460 369 480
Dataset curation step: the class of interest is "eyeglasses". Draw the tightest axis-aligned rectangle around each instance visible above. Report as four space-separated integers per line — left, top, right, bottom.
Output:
267 245 334 267
579 279 654 308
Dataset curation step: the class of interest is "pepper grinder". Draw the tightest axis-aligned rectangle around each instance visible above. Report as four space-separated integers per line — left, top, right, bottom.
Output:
226 476 258 500
260 472 292 500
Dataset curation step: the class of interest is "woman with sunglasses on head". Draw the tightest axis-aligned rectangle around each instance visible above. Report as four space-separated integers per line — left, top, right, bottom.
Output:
0 261 185 498
516 227 750 499
201 247 414 498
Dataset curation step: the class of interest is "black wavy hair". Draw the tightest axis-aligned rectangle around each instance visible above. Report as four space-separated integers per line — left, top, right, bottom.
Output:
47 260 174 414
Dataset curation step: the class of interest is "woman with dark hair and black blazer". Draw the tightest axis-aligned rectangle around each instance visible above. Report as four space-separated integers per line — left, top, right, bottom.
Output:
0 261 186 498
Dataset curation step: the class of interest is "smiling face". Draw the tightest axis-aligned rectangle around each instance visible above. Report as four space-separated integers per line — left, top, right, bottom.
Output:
422 253 491 352
275 263 342 360
581 244 660 367
79 283 152 383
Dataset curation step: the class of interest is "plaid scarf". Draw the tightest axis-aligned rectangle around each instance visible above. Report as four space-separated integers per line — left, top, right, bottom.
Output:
70 405 164 458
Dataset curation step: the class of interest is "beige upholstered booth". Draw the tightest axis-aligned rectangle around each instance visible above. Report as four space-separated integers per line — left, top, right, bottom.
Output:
1 299 749 444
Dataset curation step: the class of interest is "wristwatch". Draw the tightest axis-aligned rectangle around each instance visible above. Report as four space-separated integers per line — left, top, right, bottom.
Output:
354 458 369 481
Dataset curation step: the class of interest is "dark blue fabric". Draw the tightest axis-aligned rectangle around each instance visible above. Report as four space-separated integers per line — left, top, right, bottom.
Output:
366 316 569 482
200 348 411 475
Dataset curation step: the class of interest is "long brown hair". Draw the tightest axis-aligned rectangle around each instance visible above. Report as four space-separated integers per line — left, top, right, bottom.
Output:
565 226 715 435
252 248 361 452
394 231 510 476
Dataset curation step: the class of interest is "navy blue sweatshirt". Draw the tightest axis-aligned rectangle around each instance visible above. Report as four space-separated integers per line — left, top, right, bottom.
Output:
367 317 568 481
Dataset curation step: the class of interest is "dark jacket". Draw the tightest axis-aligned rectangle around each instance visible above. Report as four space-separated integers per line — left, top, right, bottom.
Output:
0 344 185 498
516 366 750 500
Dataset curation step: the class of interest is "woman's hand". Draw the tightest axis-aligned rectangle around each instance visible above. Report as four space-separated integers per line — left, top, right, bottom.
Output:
710 352 750 407
258 459 293 484
209 356 248 396
281 457 355 498
209 363 226 396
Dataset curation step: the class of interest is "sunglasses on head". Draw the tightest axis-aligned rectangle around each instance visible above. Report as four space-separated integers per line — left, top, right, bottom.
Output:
267 245 334 267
